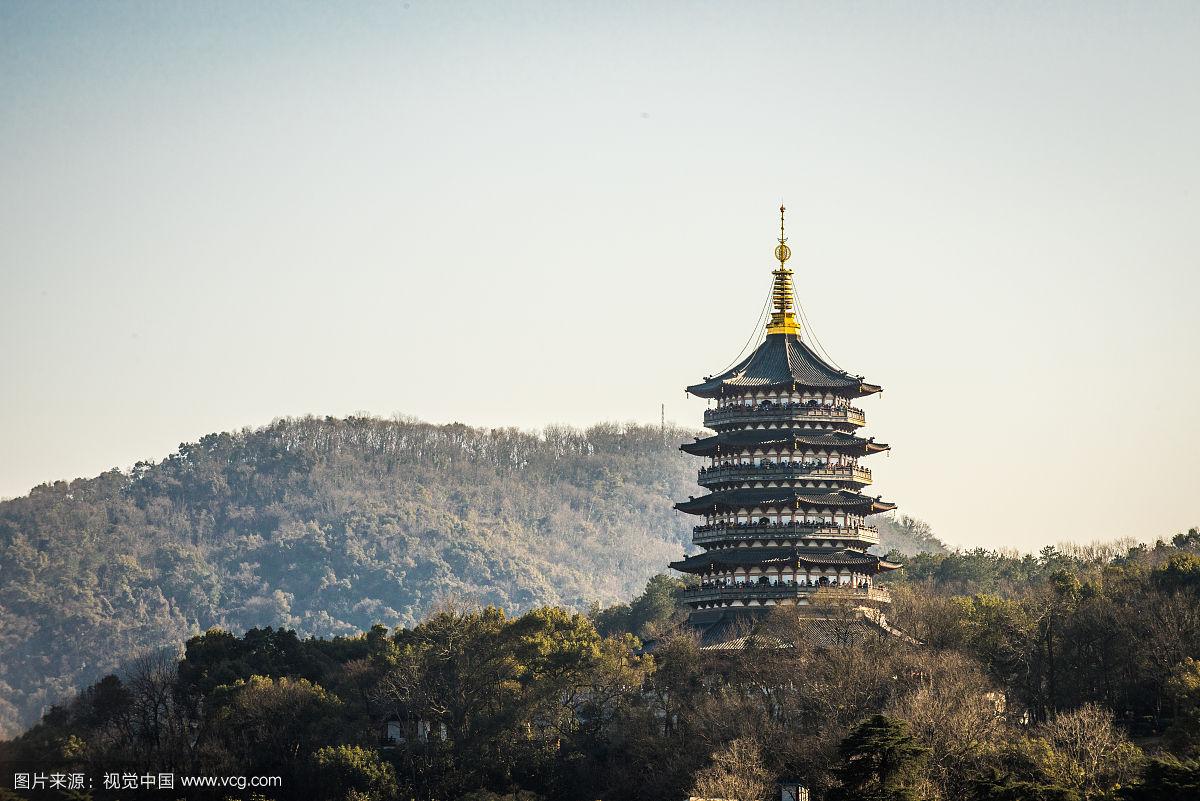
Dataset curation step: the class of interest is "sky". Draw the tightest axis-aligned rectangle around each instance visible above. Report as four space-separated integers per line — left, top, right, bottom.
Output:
1 1 1198 551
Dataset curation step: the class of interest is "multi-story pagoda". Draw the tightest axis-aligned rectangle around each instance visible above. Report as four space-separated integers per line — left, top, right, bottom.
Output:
670 207 901 643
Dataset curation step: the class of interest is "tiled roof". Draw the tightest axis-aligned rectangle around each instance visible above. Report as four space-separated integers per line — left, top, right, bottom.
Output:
687 334 881 399
674 487 895 515
669 546 882 572
680 429 889 457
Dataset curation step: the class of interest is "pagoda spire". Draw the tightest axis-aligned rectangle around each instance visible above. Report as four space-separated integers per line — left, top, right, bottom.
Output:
767 204 800 335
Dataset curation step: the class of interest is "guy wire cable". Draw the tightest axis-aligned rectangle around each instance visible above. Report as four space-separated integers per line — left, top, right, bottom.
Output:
709 273 774 377
796 296 845 371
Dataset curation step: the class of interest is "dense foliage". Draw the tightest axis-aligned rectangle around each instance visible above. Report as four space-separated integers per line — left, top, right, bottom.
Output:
0 417 676 736
0 413 946 737
4 532 1200 801
882 531 1200 731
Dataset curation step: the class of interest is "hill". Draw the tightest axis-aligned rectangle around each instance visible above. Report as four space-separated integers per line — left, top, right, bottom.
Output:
0 415 943 737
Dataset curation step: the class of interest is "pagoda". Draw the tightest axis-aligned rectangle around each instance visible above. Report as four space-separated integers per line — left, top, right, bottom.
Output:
670 207 901 643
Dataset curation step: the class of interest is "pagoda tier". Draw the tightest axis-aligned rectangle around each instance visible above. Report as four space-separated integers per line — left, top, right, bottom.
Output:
702 399 867 431
670 545 901 574
671 546 901 611
696 473 872 495
675 488 895 516
681 429 889 458
670 205 901 638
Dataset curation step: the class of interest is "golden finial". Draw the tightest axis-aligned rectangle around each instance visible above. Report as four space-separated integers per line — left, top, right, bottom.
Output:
775 204 791 266
766 202 799 336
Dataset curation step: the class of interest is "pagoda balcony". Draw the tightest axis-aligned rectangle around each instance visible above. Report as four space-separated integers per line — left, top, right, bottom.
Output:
697 462 871 487
691 522 879 548
680 583 891 606
704 403 866 429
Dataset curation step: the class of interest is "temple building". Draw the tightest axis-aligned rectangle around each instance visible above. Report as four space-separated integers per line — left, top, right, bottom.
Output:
670 207 901 644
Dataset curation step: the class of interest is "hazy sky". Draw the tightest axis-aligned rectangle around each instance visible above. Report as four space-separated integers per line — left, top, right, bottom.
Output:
2 1 1198 550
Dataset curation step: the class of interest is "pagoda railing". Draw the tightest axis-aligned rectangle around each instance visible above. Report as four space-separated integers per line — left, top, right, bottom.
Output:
704 403 865 428
691 522 879 547
698 463 871 485
680 584 891 605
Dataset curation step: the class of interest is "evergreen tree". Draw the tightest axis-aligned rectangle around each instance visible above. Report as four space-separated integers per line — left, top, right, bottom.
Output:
828 715 929 801
1119 756 1200 800
969 769 1081 801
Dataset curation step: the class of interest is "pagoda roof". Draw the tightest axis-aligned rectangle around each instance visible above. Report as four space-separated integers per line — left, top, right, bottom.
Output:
675 487 896 515
669 546 886 574
687 333 881 399
681 428 889 458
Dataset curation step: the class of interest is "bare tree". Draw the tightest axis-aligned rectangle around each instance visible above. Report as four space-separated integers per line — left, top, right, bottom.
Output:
1038 704 1143 797
122 648 192 767
689 737 773 801
886 652 1008 800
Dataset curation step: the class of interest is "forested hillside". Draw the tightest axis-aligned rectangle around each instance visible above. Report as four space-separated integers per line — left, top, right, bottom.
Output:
6 536 1200 801
0 414 941 737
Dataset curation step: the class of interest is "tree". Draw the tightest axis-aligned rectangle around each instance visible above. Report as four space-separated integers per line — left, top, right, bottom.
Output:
206 675 343 776
456 791 543 801
1166 657 1200 756
689 738 772 801
627 574 687 637
828 715 929 801
178 626 326 702
1171 528 1200 550
1119 756 1200 800
122 650 191 767
969 769 1081 801
591 573 688 639
313 744 398 801
1037 704 1143 797
886 586 969 649
1153 553 1200 593
885 652 1007 800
